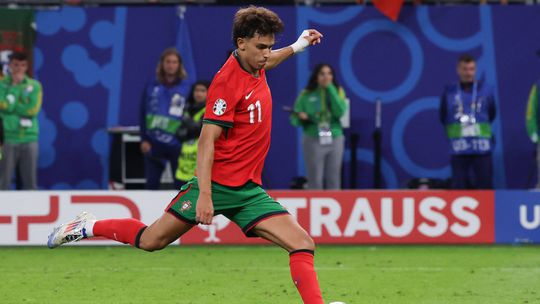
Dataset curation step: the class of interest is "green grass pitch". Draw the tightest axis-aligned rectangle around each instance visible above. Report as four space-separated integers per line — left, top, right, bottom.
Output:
0 245 538 303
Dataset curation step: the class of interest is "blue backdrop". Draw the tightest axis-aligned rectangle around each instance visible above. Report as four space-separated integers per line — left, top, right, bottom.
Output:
33 5 540 190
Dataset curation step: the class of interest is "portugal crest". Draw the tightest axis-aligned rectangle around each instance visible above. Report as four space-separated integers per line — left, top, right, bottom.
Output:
180 200 192 212
213 98 227 116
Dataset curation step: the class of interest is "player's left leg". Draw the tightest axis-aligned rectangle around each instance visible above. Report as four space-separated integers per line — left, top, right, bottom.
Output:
251 215 324 304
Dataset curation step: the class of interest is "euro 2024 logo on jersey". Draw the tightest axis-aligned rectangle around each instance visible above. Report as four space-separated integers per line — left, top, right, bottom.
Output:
213 98 227 116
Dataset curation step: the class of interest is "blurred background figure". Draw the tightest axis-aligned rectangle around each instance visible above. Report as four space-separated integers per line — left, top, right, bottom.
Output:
175 80 209 185
440 54 496 189
0 52 42 190
525 51 540 188
290 63 347 189
140 48 190 190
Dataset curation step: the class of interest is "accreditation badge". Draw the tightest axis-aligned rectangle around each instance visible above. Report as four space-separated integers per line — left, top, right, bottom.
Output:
19 118 33 128
459 115 480 137
169 94 185 117
318 122 333 146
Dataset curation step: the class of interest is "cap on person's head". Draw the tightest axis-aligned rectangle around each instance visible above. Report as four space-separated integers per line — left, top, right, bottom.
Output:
9 51 28 62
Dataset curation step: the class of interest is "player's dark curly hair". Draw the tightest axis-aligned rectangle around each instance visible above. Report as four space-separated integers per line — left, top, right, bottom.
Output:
232 6 284 48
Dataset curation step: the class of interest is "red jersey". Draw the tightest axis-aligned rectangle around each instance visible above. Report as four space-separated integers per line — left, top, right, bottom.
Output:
202 52 272 187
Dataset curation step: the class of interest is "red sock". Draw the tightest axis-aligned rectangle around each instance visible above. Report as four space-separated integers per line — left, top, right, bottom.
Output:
93 219 147 247
289 250 324 304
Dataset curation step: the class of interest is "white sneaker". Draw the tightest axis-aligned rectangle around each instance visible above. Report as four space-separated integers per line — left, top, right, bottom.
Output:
47 211 96 249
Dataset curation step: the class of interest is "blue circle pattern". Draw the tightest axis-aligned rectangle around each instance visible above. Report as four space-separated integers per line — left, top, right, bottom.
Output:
299 6 363 27
100 63 114 90
61 44 87 71
92 130 109 158
60 7 86 32
340 20 423 103
51 183 72 190
76 179 100 189
36 7 86 36
74 59 101 87
391 97 451 178
61 101 89 130
33 47 43 72
61 44 100 87
38 110 58 168
344 148 399 188
416 6 482 52
90 21 116 49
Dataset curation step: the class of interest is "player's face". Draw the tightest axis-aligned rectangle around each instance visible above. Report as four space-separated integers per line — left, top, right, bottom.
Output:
317 65 333 88
9 59 28 78
163 54 180 77
457 61 476 83
238 34 275 72
193 84 207 104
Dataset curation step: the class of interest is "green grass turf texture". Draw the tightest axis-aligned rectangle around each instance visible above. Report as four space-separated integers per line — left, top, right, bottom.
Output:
0 245 538 304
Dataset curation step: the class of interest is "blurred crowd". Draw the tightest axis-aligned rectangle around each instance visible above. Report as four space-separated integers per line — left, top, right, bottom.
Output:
2 46 540 191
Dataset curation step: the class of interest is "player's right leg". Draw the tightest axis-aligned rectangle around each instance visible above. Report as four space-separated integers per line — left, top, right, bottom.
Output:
48 179 199 250
47 211 193 251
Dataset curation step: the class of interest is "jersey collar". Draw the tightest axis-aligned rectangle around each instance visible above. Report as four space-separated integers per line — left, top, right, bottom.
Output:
233 50 260 79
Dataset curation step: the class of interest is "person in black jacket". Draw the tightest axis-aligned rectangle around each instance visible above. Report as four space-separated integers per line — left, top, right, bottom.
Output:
175 80 210 183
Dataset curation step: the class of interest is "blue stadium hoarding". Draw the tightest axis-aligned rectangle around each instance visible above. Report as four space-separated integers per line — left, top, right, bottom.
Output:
495 191 540 243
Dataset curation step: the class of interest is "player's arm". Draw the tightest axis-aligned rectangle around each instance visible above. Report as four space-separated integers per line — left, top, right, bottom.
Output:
195 123 223 225
265 29 323 70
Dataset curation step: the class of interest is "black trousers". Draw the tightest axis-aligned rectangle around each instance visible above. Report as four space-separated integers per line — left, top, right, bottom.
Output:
450 154 493 189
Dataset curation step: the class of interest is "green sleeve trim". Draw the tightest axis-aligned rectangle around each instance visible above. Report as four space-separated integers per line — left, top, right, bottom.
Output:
203 118 233 128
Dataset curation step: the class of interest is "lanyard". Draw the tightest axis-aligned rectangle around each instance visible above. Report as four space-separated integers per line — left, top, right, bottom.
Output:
455 82 478 117
319 88 331 123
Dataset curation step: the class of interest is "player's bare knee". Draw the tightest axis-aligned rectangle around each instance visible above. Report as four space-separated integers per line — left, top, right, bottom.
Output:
139 237 167 252
291 235 315 252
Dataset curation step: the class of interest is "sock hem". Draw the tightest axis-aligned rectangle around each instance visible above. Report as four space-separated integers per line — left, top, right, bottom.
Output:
134 226 148 248
85 220 97 238
289 249 315 256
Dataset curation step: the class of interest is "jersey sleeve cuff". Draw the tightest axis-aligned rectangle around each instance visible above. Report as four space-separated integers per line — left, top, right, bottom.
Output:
203 119 233 128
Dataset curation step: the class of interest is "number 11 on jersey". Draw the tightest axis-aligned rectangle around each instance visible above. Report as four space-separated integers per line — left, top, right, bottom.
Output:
248 100 262 124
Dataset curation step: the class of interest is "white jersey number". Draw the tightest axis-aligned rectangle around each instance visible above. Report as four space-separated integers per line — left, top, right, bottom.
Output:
248 100 262 124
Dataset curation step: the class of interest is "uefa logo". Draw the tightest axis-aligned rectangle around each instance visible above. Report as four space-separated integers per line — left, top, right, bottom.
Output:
213 98 227 116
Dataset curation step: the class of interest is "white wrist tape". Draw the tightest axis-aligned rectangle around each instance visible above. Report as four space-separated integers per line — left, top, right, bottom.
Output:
290 30 311 53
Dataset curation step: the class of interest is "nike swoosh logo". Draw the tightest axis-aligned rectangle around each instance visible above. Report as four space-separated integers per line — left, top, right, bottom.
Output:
245 90 254 100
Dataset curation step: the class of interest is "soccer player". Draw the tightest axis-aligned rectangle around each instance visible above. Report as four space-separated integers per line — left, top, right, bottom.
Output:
48 6 324 304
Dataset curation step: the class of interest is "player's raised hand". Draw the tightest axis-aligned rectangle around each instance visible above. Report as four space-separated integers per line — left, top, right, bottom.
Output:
290 29 323 53
196 195 214 225
303 29 323 46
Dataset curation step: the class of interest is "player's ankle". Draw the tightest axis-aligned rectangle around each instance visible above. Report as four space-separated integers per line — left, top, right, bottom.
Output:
83 220 97 238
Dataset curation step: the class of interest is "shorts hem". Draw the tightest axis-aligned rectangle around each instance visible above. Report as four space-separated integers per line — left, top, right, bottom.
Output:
242 211 289 237
166 208 197 226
